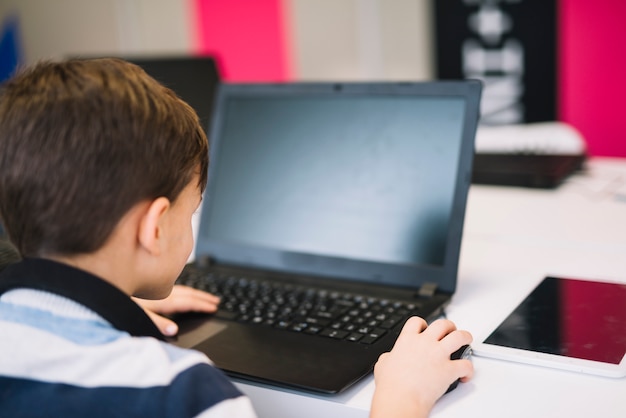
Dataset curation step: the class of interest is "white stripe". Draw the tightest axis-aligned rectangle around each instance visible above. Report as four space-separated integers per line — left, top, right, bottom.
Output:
1 289 102 321
1 320 211 388
194 396 258 418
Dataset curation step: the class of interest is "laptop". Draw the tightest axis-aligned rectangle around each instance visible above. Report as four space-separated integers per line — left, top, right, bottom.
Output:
172 80 482 394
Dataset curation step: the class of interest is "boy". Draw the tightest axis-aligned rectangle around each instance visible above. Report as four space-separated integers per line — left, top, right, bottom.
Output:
0 59 473 418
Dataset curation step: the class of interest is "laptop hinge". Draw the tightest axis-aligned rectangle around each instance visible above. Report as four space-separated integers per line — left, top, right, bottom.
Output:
417 282 438 298
196 255 214 268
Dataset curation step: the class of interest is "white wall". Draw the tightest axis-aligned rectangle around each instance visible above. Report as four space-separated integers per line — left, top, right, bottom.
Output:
0 0 434 80
291 0 434 81
0 0 192 62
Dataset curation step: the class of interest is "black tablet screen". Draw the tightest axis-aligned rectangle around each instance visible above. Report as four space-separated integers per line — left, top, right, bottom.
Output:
484 277 626 364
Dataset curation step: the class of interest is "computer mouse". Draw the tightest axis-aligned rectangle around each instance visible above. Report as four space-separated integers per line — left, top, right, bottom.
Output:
445 344 472 394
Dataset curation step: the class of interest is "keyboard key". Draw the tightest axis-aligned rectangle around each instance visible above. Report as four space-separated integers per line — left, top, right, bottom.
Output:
298 316 330 327
275 320 290 329
346 332 364 342
379 315 402 329
320 328 349 340
315 311 335 319
290 323 307 332
305 325 322 334
360 332 385 344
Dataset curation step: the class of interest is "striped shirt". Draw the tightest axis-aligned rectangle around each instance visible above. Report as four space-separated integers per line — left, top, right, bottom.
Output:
0 258 257 418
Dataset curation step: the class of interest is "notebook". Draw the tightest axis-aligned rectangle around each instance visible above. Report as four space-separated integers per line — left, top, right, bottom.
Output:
172 81 482 394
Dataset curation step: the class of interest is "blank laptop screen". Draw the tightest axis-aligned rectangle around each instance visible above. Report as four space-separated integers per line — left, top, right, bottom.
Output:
201 95 466 270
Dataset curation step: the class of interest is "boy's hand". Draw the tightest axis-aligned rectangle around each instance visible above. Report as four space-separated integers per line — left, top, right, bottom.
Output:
370 317 473 418
133 285 220 336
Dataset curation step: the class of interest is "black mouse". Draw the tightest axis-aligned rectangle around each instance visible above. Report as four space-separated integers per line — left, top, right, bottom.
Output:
445 344 472 394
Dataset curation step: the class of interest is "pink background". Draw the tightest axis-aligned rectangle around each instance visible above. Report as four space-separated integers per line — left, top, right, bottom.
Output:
559 0 626 157
193 0 291 82
193 0 626 157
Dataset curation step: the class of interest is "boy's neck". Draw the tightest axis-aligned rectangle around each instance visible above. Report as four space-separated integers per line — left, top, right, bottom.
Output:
47 199 155 298
49 251 136 296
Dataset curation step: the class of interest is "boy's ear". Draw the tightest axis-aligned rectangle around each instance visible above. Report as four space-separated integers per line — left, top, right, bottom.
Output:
137 197 171 256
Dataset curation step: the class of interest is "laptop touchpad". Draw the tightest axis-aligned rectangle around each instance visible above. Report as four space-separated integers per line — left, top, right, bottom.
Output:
170 316 227 349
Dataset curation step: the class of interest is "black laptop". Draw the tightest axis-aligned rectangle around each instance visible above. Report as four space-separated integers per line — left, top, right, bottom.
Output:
173 81 482 394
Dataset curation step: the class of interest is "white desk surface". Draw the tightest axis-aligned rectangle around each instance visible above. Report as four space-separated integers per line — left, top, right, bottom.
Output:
227 157 626 418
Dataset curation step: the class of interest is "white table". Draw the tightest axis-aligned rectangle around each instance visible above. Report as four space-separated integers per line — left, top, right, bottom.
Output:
231 157 626 418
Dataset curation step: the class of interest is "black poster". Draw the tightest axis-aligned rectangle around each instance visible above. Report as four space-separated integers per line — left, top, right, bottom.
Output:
434 0 557 124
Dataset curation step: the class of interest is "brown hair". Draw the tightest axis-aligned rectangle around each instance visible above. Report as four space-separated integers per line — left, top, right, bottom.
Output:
0 58 208 257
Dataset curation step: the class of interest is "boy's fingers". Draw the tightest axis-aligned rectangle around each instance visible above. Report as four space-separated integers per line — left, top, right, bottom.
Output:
174 285 220 304
179 296 219 313
133 285 220 315
143 308 179 336
441 329 473 354
391 317 427 349
422 319 457 340
400 316 429 334
455 358 475 382
168 285 220 312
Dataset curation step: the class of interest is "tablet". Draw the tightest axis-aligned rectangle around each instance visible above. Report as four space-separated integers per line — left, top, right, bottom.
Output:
473 276 626 377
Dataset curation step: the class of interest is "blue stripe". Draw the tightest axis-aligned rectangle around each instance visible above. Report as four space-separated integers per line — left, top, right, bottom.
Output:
0 363 243 417
0 301 124 345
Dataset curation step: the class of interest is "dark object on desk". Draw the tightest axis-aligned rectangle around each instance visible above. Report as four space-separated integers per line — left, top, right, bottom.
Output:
0 239 21 272
172 80 482 394
471 153 586 188
445 344 472 394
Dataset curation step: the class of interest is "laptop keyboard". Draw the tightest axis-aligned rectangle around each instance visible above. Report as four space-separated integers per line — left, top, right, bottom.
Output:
177 266 423 345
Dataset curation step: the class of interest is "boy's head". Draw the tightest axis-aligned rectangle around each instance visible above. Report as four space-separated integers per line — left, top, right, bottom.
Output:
0 58 208 259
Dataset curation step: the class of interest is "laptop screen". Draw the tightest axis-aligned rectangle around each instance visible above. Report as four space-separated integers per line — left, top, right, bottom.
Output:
197 82 481 293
